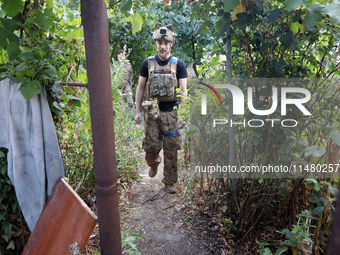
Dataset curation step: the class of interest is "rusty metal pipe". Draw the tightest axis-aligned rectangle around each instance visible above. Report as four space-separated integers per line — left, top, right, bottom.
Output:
81 1 122 254
57 82 87 87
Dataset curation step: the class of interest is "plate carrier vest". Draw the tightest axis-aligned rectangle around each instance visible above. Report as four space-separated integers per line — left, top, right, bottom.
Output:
146 56 178 102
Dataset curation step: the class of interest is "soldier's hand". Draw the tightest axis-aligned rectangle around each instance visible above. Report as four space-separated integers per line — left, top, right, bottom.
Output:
177 117 186 129
135 112 142 124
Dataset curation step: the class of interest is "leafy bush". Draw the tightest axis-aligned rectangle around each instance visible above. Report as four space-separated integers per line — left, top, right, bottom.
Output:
0 148 30 254
55 57 144 202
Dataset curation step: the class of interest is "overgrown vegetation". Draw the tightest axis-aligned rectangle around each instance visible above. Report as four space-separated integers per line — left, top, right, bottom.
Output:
0 0 143 253
0 149 30 253
184 0 340 254
1 0 340 254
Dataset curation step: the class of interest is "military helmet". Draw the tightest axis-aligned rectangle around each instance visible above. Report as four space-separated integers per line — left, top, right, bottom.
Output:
152 23 177 43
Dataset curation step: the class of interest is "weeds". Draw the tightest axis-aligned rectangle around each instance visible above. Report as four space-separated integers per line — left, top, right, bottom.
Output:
0 148 30 254
121 227 145 255
55 60 144 202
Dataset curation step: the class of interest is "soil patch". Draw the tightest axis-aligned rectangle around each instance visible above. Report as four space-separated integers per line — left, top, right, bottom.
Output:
119 150 212 255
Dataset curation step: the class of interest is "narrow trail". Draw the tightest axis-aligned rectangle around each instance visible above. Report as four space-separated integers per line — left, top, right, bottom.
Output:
120 150 212 255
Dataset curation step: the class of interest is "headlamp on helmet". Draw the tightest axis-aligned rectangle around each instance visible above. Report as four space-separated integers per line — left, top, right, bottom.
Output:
152 23 177 43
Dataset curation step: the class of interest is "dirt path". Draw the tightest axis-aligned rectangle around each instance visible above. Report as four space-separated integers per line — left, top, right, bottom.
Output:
120 150 212 255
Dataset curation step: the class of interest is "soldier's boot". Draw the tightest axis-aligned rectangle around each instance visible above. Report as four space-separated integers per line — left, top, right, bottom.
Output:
165 184 177 194
149 163 160 178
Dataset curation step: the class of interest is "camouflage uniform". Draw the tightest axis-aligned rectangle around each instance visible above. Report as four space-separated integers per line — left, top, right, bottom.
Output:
137 23 186 188
118 60 135 109
142 110 182 185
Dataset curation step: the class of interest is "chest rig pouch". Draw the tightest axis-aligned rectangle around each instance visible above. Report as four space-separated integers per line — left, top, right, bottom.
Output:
146 56 178 102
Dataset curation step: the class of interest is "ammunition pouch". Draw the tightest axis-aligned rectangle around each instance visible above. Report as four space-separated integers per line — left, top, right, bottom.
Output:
142 98 160 121
149 71 176 101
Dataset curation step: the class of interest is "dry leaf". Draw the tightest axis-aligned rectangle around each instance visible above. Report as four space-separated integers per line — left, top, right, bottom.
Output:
231 2 244 21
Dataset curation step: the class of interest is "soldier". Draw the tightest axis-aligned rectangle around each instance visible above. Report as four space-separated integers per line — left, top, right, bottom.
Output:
117 49 135 109
135 23 188 194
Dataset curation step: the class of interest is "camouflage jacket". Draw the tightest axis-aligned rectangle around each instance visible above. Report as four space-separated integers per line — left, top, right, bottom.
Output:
117 60 133 89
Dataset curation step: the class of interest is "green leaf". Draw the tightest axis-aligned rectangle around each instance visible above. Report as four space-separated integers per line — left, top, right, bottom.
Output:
42 64 58 79
185 130 199 136
324 1 340 24
304 146 318 153
280 184 289 195
263 248 273 255
126 233 145 239
2 0 24 17
259 43 269 53
0 151 5 158
223 12 231 23
65 31 76 41
275 247 288 255
214 18 225 32
46 0 54 8
52 101 63 111
34 9 54 30
304 146 326 157
7 42 21 56
315 184 321 192
304 12 317 29
309 196 319 203
330 131 340 146
275 63 283 74
3 221 11 236
119 0 132 17
131 13 143 34
23 69 35 77
223 0 240 12
305 178 318 184
287 0 308 11
256 1 264 10
290 22 299 34
0 26 20 50
280 31 293 48
198 24 208 35
314 206 324 215
304 3 323 29
19 81 41 101
268 9 280 23
20 52 36 61
329 187 339 197
237 13 252 30
0 18 21 31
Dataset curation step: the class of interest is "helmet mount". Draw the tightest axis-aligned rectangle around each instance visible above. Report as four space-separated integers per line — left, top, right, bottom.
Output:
151 23 177 43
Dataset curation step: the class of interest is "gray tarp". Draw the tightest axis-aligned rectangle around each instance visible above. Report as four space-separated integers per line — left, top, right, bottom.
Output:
0 78 64 231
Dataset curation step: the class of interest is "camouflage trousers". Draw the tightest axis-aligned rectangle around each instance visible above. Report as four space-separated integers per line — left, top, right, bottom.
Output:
122 86 135 110
142 110 182 185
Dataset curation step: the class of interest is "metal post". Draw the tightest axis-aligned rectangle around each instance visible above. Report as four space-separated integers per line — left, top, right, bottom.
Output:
226 24 237 200
81 1 122 254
